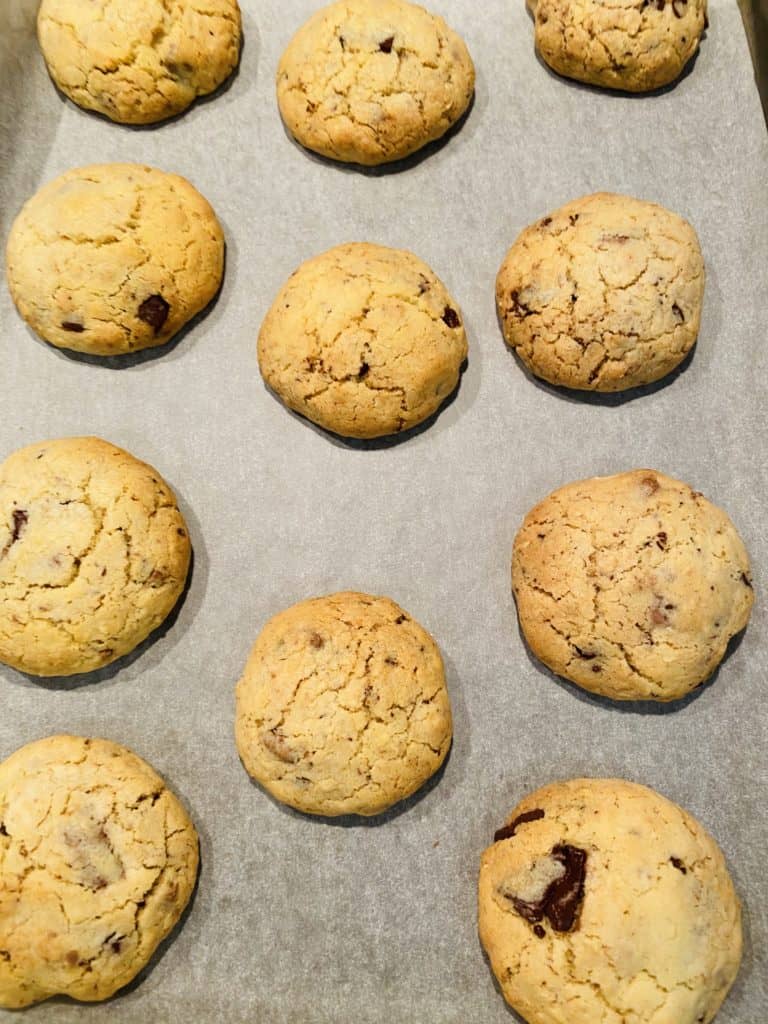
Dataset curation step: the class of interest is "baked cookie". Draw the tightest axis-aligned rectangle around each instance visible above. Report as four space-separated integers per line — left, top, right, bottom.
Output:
512 470 753 701
235 592 452 816
258 243 467 439
277 0 475 165
496 193 704 392
0 436 191 677
528 0 707 92
37 0 242 124
479 778 742 1024
6 163 224 357
0 734 198 1008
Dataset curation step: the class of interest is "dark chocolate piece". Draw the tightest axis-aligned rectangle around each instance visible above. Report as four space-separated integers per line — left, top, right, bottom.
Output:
61 321 85 332
138 294 170 334
442 306 461 328
506 844 587 933
494 808 545 843
379 36 394 53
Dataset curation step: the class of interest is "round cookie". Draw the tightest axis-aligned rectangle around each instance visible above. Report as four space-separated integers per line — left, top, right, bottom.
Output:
37 0 242 125
0 735 199 1008
6 163 225 357
496 193 704 392
235 592 452 816
512 469 753 701
258 243 467 439
528 0 707 93
478 778 742 1024
0 436 191 677
277 0 475 165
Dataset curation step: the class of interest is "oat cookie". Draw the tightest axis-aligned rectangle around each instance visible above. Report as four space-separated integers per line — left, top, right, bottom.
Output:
528 0 707 92
258 242 467 439
235 592 452 816
37 0 242 124
0 436 191 677
277 0 475 165
479 778 742 1024
496 193 704 392
6 163 225 357
512 470 753 701
0 735 198 1008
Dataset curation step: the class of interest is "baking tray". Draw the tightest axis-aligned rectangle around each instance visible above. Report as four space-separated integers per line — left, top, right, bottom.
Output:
1 1 766 1021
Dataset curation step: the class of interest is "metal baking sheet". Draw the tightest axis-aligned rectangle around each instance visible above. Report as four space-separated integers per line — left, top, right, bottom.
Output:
1 1 766 1020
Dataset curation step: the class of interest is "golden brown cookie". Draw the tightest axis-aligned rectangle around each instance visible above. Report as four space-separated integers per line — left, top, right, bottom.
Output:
235 592 452 816
512 470 753 701
258 242 468 439
0 437 191 677
6 163 225 357
479 778 742 1024
37 0 242 124
496 193 704 392
0 735 199 1008
528 0 707 92
277 0 475 165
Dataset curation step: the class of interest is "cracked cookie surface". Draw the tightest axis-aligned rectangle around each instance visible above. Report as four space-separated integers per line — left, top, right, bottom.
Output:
512 469 753 701
0 734 198 1008
496 193 704 392
479 777 742 1024
258 242 468 439
277 0 474 165
37 0 242 124
6 163 225 357
235 592 452 816
0 436 191 677
528 0 707 92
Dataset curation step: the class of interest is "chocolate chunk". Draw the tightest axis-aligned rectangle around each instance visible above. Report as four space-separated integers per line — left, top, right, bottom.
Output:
309 632 324 649
177 527 187 537
508 290 535 318
741 572 753 589
384 656 398 666
494 808 545 843
672 302 685 322
505 845 587 933
10 509 27 544
61 321 85 332
138 294 170 334
591 665 602 673
533 924 546 939
339 34 346 49
379 36 394 53
0 823 7 837
442 306 461 328
418 275 430 295
394 614 407 624
670 856 687 874
358 361 370 379
569 213 580 225
656 531 668 550
541 217 552 228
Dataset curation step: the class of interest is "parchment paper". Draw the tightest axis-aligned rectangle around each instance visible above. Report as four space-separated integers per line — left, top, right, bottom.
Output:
0 2 766 1021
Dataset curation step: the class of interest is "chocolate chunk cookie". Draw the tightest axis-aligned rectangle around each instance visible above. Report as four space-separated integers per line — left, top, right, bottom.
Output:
479 778 742 1024
528 0 707 92
257 242 468 439
6 163 225 357
277 0 475 165
37 0 242 124
235 592 452 816
0 735 198 1007
496 193 704 392
512 470 753 701
0 437 191 677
